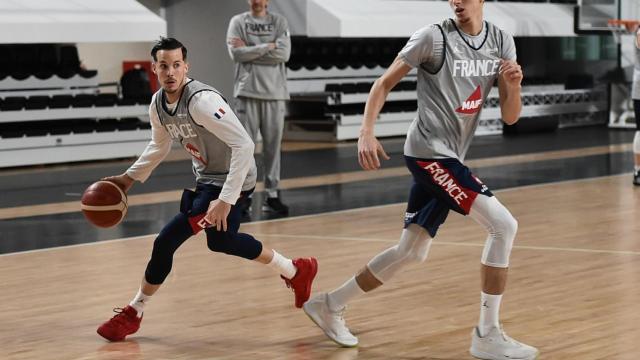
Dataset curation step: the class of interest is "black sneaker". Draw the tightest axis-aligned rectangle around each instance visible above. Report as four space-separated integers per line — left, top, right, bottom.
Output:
634 170 640 186
262 196 289 215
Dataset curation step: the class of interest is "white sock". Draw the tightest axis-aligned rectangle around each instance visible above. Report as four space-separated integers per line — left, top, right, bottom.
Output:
327 276 365 312
478 292 502 337
129 289 151 316
268 250 297 279
634 165 640 172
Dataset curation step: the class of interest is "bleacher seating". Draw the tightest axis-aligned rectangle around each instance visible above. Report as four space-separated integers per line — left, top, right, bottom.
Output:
284 35 608 141
288 37 406 71
0 43 151 168
0 44 98 81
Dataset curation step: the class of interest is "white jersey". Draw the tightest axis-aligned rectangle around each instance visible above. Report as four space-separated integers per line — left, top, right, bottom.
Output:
400 19 516 161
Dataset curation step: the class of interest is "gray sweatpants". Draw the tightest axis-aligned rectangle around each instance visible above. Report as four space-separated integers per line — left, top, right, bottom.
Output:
234 97 285 197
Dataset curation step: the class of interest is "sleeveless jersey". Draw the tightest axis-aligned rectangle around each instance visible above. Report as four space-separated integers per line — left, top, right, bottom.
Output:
403 19 513 161
154 79 257 190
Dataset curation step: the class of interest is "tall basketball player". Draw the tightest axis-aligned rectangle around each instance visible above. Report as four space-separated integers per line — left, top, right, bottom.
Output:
96 37 317 342
303 0 538 359
631 24 640 185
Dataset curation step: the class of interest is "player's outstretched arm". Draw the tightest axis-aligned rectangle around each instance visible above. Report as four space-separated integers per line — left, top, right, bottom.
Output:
498 59 523 125
358 57 411 170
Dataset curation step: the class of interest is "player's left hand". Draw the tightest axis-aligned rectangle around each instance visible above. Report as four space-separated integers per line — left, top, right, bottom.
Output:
205 199 232 232
499 59 523 88
228 37 246 48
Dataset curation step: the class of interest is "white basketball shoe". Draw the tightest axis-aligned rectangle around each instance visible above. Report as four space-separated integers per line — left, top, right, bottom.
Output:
303 293 359 347
470 325 539 360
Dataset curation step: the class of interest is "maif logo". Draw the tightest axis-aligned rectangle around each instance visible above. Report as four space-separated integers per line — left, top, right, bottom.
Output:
185 143 208 165
455 86 482 114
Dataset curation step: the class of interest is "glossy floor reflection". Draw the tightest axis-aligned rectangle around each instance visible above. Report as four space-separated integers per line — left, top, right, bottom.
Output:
0 125 636 254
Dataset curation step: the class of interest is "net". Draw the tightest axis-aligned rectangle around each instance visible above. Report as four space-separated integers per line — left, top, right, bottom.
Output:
607 19 640 44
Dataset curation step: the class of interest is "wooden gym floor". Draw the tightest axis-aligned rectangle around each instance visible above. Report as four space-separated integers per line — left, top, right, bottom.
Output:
0 126 638 359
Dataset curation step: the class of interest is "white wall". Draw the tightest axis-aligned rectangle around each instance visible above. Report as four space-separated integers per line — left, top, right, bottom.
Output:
164 0 248 97
618 0 640 68
620 0 639 19
137 0 163 15
73 1 163 85
78 0 300 91
270 0 307 35
77 42 154 84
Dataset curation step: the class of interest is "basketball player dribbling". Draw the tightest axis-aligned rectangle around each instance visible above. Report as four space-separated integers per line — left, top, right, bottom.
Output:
303 0 538 359
96 37 317 342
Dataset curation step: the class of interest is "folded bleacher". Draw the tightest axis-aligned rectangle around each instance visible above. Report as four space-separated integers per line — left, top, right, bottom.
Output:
284 36 608 141
0 44 152 168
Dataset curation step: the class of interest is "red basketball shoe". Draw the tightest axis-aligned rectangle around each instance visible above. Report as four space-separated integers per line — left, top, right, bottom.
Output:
282 257 318 308
97 305 142 341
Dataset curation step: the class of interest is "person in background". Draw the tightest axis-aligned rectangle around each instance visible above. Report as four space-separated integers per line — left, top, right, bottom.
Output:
227 0 292 215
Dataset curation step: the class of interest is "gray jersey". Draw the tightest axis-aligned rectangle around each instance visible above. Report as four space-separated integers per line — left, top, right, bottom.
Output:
154 80 257 190
400 19 516 161
632 30 640 100
227 11 291 100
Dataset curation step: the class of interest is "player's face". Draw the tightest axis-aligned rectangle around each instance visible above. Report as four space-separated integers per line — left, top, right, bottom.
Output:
248 0 269 14
152 48 189 94
449 0 483 24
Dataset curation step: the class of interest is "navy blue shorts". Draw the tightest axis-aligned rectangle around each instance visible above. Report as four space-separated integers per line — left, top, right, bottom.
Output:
404 156 493 237
180 183 253 235
143 183 259 284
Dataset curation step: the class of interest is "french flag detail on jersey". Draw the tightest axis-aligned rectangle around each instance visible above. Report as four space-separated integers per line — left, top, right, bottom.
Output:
213 107 226 119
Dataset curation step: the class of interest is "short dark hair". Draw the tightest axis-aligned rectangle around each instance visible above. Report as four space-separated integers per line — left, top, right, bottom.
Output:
151 37 187 62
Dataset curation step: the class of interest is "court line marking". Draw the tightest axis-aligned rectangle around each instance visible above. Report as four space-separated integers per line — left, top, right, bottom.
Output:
237 172 630 225
249 233 640 256
0 234 154 258
0 143 633 220
0 173 634 257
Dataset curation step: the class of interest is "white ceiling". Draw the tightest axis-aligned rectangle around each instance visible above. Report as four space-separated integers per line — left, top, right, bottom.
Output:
308 0 577 37
0 0 166 43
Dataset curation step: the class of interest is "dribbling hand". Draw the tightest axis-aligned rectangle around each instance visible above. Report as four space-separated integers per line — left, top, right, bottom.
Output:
101 173 134 193
358 132 390 170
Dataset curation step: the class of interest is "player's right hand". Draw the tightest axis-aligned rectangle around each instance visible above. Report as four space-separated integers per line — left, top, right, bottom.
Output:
358 132 390 170
101 173 134 193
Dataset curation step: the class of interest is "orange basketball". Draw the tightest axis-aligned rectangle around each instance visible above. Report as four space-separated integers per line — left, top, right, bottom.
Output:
80 181 128 228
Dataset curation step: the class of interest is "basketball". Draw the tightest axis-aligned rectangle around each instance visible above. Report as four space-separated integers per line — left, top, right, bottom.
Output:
80 181 128 228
